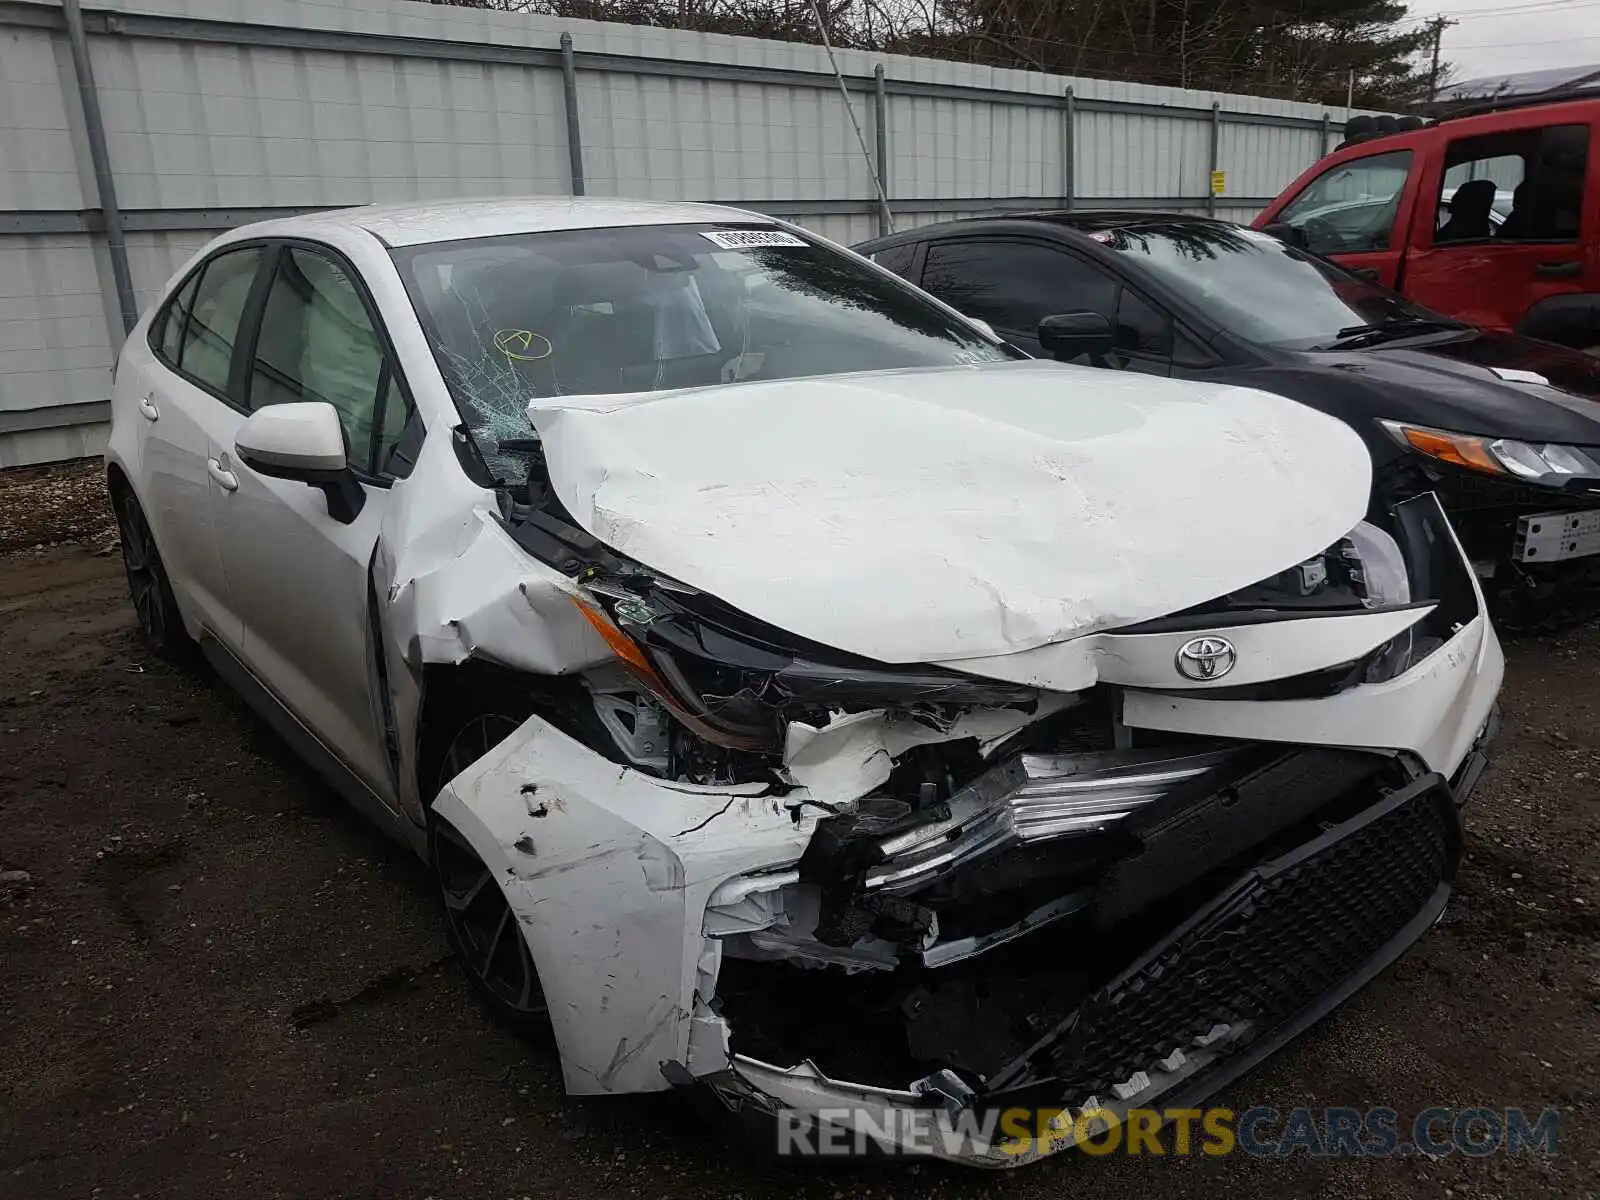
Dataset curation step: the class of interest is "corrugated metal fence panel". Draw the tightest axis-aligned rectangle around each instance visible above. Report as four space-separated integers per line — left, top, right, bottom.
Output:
893 96 1060 201
0 0 1371 465
89 38 574 209
0 25 84 211
578 74 873 203
1077 109 1212 201
0 23 85 209
0 234 114 415
1217 122 1325 200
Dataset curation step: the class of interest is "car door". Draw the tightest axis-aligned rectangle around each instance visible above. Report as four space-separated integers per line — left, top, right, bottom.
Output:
136 244 270 652
212 241 420 805
918 237 1178 374
1269 148 1418 288
1402 121 1594 333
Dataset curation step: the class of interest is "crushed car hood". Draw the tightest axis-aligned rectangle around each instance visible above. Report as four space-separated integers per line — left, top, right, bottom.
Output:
528 361 1372 664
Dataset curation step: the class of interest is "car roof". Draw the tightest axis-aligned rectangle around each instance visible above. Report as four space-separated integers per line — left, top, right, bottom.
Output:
240 197 778 248
859 210 1236 250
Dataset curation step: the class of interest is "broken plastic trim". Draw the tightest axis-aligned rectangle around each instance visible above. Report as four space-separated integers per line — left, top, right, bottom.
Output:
690 775 1459 1167
865 746 1243 892
572 569 1047 755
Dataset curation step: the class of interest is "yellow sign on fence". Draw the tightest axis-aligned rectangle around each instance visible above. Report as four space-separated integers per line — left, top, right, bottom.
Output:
1210 170 1227 196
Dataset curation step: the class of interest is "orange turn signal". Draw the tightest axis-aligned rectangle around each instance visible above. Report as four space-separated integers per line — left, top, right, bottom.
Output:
571 595 654 674
1399 426 1504 475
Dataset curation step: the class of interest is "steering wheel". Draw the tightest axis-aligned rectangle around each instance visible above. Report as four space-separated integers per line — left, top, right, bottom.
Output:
1299 216 1348 255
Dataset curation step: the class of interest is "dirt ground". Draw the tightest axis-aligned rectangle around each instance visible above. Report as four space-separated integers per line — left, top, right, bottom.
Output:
0 464 1596 1200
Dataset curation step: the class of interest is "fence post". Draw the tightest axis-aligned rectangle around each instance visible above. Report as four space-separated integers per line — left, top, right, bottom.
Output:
1321 111 1332 156
62 0 138 337
873 64 891 236
559 32 585 197
1063 86 1075 210
1207 100 1220 217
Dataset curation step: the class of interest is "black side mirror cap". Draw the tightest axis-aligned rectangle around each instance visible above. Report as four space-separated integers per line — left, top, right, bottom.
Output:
1038 311 1115 363
1261 221 1308 249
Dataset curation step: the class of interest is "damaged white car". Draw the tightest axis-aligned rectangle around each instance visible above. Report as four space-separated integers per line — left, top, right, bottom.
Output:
105 199 1503 1166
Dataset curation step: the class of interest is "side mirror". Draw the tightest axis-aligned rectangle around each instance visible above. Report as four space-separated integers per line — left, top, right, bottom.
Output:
1038 312 1115 364
1261 221 1308 249
235 401 365 523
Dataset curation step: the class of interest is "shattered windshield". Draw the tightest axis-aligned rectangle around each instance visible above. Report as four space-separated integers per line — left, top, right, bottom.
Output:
392 223 1013 483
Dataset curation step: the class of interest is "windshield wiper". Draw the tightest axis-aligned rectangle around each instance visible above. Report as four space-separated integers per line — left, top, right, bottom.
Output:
1321 316 1465 350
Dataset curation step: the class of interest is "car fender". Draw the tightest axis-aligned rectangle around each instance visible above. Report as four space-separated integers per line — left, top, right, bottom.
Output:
430 714 817 1095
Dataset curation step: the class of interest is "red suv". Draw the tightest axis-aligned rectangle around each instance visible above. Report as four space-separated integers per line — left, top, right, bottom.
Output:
1255 97 1600 350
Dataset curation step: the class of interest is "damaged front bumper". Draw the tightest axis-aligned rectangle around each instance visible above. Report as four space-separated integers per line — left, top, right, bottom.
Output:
430 620 1495 1165
427 491 1501 1166
700 773 1461 1166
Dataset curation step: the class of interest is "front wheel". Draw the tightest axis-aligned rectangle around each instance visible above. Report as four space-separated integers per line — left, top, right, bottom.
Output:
427 709 550 1036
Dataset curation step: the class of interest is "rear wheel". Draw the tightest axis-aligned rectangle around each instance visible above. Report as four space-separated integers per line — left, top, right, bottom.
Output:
427 708 550 1036
113 488 195 663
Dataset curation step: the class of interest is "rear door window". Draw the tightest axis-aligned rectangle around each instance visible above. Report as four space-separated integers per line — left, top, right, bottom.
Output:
921 239 1118 338
156 272 200 365
161 246 264 400
1439 124 1589 244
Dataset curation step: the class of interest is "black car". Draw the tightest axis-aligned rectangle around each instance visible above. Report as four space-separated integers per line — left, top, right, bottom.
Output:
856 213 1600 632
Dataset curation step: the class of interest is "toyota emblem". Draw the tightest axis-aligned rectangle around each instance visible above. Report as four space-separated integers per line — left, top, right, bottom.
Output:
1175 636 1237 681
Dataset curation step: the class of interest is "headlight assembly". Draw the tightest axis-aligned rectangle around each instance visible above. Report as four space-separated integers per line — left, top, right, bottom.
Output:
571 579 1043 754
1380 419 1600 485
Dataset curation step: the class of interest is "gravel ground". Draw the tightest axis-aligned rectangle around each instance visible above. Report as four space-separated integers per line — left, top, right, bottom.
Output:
0 460 117 554
0 462 1595 1199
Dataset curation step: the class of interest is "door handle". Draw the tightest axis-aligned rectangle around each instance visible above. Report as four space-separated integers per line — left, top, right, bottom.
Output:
1535 261 1582 278
1349 266 1380 281
207 454 239 492
137 393 159 421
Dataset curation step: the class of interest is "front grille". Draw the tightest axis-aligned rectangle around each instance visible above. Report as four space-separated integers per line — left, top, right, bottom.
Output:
1000 777 1459 1103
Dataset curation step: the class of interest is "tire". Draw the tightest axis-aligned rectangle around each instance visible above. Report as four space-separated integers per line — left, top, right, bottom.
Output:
112 487 197 664
1344 115 1375 143
427 709 551 1038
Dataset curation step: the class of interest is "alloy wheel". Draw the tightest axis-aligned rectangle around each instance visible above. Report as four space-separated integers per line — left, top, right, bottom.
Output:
433 817 546 1015
116 493 174 651
432 713 546 1017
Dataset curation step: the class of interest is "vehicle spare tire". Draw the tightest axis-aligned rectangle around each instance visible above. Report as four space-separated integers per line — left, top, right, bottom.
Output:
1373 115 1400 136
1344 115 1376 142
1397 115 1426 131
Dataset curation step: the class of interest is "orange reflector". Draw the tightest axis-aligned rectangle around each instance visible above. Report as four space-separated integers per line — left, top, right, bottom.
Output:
1401 426 1503 475
571 596 654 674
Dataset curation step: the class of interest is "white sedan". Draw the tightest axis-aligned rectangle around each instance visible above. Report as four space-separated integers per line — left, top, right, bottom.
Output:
106 198 1502 1165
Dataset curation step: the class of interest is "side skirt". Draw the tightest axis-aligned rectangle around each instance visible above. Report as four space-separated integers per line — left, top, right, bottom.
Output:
199 634 428 859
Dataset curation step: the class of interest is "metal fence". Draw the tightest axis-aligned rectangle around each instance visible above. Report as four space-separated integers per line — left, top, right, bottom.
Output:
0 0 1358 467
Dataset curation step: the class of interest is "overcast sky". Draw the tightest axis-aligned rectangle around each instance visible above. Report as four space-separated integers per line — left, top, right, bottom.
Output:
1404 0 1600 84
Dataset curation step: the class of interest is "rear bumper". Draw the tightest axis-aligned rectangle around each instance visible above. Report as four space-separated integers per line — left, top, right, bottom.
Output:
697 774 1463 1167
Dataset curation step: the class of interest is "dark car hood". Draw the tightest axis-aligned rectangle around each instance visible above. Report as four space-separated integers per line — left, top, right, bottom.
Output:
1281 331 1600 444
